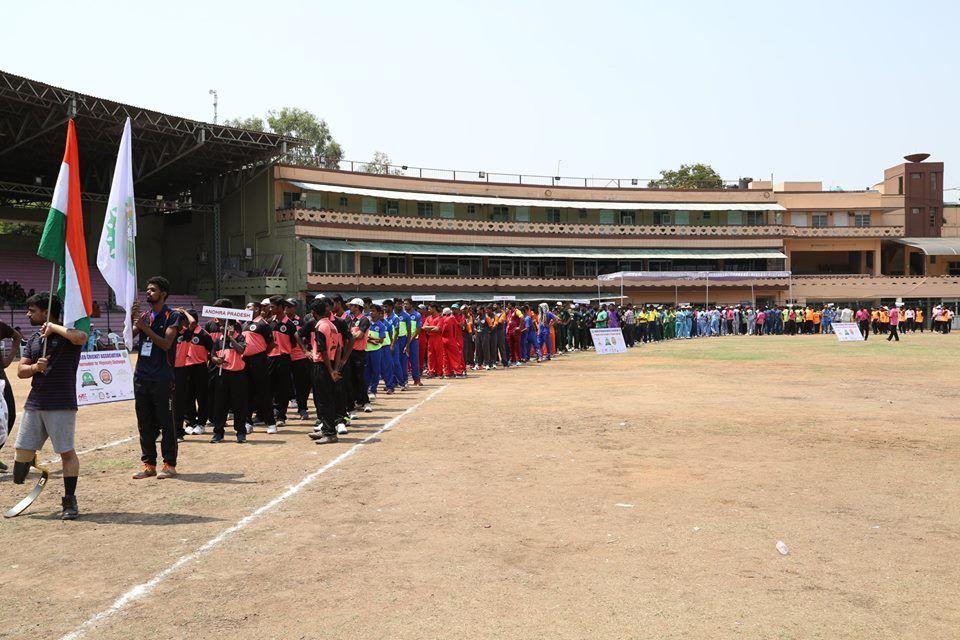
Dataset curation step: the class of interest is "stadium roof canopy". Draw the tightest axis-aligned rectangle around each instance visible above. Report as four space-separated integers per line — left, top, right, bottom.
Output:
0 69 306 205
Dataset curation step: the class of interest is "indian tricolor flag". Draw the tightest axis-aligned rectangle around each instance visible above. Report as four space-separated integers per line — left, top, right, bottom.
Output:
37 119 93 333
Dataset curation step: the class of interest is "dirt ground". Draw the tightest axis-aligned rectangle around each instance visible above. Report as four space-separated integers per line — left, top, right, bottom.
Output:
1 332 958 640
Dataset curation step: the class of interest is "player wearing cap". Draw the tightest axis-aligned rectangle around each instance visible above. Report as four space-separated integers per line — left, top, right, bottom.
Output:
264 295 296 432
347 298 372 412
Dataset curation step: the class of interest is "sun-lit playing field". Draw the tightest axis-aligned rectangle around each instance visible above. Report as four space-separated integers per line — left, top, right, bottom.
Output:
2 333 959 639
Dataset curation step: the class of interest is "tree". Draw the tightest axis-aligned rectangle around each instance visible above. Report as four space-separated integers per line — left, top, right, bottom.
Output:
647 163 724 189
362 150 402 175
266 107 343 168
222 116 266 131
223 108 344 168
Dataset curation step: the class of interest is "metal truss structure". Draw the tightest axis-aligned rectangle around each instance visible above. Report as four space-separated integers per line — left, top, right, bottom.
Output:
0 69 305 199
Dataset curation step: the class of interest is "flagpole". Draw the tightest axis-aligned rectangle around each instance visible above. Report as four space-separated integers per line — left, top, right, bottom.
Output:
41 264 58 358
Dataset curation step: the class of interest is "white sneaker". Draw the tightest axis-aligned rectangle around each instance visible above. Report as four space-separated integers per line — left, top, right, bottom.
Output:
276 420 285 427
369 393 377 402
484 365 490 371
472 365 479 371
401 385 408 391
266 424 278 434
314 422 324 432
245 423 254 434
336 423 348 435
349 411 357 419
194 425 205 435
363 403 372 413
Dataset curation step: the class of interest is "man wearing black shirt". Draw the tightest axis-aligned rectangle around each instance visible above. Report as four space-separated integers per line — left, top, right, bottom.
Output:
14 292 86 519
131 276 182 480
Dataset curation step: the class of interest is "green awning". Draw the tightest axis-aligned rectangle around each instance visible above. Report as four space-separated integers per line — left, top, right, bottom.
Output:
303 238 786 260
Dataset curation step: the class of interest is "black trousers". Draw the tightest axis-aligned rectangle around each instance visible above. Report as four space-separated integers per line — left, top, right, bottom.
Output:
336 357 352 419
463 333 475 366
243 352 273 426
134 376 177 467
212 369 248 435
268 354 293 422
887 324 900 341
311 363 337 436
1 374 14 450
349 350 369 407
858 320 870 340
291 358 312 415
174 364 209 434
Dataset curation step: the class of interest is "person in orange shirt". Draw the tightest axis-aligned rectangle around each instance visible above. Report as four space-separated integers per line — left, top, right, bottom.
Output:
461 305 475 368
811 308 821 334
916 307 924 332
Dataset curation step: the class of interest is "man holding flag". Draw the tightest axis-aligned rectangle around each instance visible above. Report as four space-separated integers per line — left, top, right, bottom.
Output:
11 120 92 521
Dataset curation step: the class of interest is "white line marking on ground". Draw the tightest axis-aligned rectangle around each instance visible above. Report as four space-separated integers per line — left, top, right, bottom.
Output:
59 384 449 640
41 436 137 465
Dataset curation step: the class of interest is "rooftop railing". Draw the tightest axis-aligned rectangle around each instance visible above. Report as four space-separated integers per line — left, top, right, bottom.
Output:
277 153 749 190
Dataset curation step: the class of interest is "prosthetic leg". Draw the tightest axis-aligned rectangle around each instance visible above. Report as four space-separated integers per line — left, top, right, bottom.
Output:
5 453 49 518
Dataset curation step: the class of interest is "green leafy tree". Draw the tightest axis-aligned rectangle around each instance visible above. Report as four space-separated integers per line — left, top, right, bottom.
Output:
223 109 344 168
223 116 266 131
266 108 343 168
362 150 402 175
647 163 723 189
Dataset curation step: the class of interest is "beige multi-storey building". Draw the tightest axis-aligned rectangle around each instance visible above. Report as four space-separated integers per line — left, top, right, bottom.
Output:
202 153 957 308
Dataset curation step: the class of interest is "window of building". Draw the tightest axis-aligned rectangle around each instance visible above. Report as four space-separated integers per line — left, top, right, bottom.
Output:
384 200 400 215
702 211 712 220
572 260 599 277
930 207 938 226
648 260 673 271
911 173 922 180
371 255 406 275
437 258 481 276
729 211 744 225
310 249 354 274
674 211 690 225
412 257 437 275
491 206 510 221
898 176 903 194
931 172 938 191
948 261 960 276
745 211 765 225
619 211 635 225
653 211 672 225
598 211 615 225
439 203 455 219
515 206 531 222
282 191 298 208
338 196 349 207
545 208 561 223
467 204 476 216
578 209 588 221
811 214 828 228
854 213 871 227
361 197 377 214
417 202 434 217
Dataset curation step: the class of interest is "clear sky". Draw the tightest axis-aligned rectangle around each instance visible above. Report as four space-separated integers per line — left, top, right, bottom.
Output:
3 0 957 194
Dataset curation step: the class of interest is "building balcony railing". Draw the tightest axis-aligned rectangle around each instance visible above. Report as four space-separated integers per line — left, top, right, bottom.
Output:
305 273 790 289
278 208 903 238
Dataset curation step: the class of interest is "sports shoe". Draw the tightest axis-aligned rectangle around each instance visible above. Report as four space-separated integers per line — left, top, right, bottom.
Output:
176 434 186 443
472 365 479 371
308 431 327 440
266 424 278 434
210 433 224 443
236 431 247 443
61 495 79 520
386 388 395 395
349 411 357 420
336 422 348 435
132 465 157 479
369 393 377 402
315 435 338 444
157 464 177 479
245 423 254 434
275 420 285 428
298 412 310 421
456 373 467 378
400 385 408 391
0 460 8 473
363 403 372 413
194 425 206 436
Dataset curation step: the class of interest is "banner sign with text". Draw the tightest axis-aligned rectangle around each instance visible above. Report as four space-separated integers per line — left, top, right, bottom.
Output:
76 350 135 406
411 295 436 302
201 306 254 322
590 328 628 355
832 322 864 342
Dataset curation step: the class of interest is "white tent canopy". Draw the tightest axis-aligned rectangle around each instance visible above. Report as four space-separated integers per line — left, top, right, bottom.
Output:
287 181 785 212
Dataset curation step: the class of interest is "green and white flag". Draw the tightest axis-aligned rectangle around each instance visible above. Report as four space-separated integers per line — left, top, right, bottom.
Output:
97 117 137 349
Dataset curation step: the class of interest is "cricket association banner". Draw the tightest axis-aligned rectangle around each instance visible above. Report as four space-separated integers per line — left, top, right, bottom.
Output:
590 328 628 355
76 350 135 406
832 322 864 342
